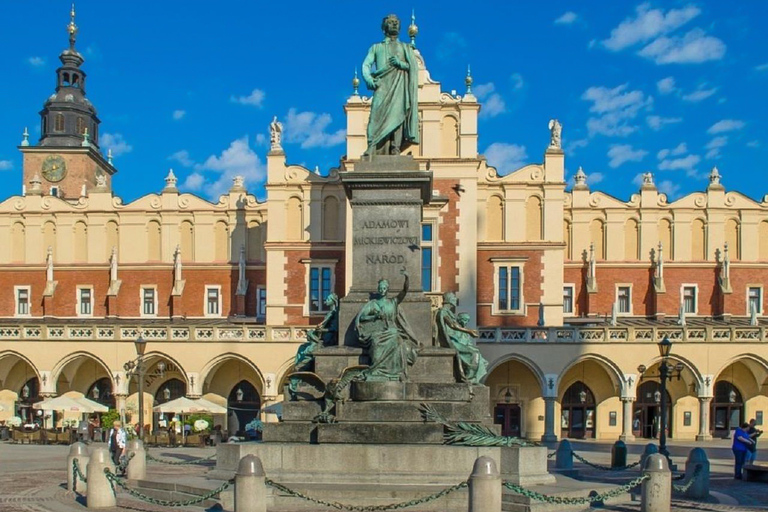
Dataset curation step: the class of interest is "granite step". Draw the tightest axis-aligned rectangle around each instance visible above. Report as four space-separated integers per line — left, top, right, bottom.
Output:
335 400 491 423
316 422 445 444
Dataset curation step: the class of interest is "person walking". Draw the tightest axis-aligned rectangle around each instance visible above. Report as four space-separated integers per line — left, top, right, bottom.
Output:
107 420 127 474
733 422 755 479
746 418 763 465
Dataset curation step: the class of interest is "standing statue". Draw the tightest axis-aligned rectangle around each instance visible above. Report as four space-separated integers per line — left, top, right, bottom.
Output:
355 269 418 381
435 292 488 384
294 293 339 372
173 245 182 284
46 246 54 282
109 246 118 283
548 119 562 149
362 14 420 156
270 116 283 151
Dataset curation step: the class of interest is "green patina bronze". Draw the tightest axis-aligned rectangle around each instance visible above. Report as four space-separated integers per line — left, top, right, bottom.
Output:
435 292 488 384
362 14 420 156
355 270 418 381
294 293 339 372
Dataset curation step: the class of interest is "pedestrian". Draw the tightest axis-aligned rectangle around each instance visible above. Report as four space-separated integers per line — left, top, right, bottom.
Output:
107 420 127 474
746 418 764 465
733 422 755 479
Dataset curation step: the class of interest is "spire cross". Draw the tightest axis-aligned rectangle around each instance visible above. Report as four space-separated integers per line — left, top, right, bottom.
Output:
68 3 78 49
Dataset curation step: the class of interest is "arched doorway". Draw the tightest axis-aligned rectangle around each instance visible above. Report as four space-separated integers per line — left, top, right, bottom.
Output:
561 381 595 439
153 378 186 432
17 377 41 425
86 377 116 409
712 381 743 438
484 358 544 439
227 380 261 437
634 381 672 439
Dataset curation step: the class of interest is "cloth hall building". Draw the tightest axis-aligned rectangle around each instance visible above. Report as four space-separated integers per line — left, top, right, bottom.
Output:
0 13 766 444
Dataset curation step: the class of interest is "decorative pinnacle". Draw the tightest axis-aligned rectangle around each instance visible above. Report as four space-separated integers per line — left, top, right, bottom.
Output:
21 127 30 147
165 168 178 189
465 65 473 94
67 3 78 49
352 68 360 96
107 148 113 165
408 9 418 47
81 127 90 147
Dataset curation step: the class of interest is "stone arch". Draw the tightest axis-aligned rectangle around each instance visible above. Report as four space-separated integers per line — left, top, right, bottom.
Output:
43 221 56 258
713 354 768 398
724 217 740 260
105 221 119 261
558 354 624 402
286 196 303 241
214 220 229 262
180 220 194 261
590 218 606 260
563 219 572 260
50 351 114 396
691 218 706 260
247 220 265 261
485 195 504 241
483 355 546 438
73 221 88 263
275 356 301 392
0 350 41 392
624 218 639 260
200 353 266 397
525 195 543 241
147 220 161 261
11 222 25 262
440 115 459 157
322 195 340 241
659 218 673 260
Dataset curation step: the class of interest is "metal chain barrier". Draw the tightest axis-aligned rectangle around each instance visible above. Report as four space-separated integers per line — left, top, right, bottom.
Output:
547 451 556 458
672 465 702 493
265 478 468 511
103 468 231 507
117 451 135 473
571 451 642 471
146 449 216 465
503 474 648 505
72 458 87 493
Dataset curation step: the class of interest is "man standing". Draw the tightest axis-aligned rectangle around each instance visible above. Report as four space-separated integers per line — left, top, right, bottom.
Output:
746 418 763 465
733 422 755 479
107 420 127 473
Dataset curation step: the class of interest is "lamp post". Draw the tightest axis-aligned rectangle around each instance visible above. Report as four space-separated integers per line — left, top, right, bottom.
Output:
123 336 148 441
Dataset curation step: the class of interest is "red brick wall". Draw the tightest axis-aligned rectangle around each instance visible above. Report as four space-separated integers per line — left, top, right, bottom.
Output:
283 247 346 325
476 249 544 326
434 179 460 292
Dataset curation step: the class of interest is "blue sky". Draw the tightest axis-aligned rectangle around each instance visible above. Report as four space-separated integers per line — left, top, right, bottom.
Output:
0 1 766 203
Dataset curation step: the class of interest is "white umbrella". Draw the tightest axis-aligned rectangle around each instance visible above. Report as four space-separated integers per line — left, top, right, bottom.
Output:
33 395 93 413
152 396 210 414
0 403 4 412
194 398 227 414
74 396 109 413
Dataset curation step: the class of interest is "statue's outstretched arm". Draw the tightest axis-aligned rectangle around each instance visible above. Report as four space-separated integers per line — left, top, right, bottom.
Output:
396 270 409 304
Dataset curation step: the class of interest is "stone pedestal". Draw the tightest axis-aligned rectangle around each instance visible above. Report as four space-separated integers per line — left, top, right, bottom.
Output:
338 155 434 346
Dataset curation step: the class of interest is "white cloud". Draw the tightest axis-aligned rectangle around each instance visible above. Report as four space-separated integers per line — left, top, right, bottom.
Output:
0 160 12 171
646 115 682 131
681 86 717 102
182 136 265 199
27 56 45 67
658 154 700 171
284 108 346 149
602 4 701 51
657 179 682 198
756 63 768 72
747 140 760 148
705 136 728 159
255 133 267 146
658 143 688 160
230 88 266 107
607 144 648 168
656 77 676 94
638 28 726 64
484 143 528 174
436 32 468 62
100 133 133 157
554 11 578 25
582 84 652 137
587 172 604 185
565 138 589 154
510 73 525 90
707 119 745 134
168 150 194 167
172 110 186 120
474 82 506 119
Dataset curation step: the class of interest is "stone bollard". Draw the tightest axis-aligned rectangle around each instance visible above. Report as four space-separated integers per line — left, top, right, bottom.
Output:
125 439 147 481
641 453 671 512
555 439 573 470
611 440 627 469
235 455 267 512
67 442 89 493
640 443 659 470
683 448 709 499
86 447 116 509
468 456 501 512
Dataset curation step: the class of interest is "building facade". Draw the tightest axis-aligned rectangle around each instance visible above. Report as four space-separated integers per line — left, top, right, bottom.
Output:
1 13 766 442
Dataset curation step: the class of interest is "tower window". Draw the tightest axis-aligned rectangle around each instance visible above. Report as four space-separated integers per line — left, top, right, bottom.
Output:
76 117 85 135
54 114 64 132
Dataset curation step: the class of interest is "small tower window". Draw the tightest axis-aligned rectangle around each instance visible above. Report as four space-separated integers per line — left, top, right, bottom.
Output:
50 186 59 197
54 114 64 132
62 73 71 86
72 74 80 88
76 117 85 135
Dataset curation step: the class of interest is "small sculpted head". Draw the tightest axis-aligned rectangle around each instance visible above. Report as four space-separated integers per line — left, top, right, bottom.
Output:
378 278 390 296
443 292 457 307
381 14 400 37
457 313 470 327
325 293 339 308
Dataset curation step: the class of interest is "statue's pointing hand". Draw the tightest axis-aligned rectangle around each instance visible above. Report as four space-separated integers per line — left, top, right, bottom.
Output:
388 56 407 70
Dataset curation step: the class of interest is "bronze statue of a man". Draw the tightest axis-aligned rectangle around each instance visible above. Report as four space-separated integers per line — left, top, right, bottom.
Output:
362 14 420 156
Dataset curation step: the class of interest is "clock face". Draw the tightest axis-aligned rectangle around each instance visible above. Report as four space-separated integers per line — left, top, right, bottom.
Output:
42 155 67 182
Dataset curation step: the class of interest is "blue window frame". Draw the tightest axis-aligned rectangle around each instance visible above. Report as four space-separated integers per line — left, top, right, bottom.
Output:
421 223 434 292
498 266 521 312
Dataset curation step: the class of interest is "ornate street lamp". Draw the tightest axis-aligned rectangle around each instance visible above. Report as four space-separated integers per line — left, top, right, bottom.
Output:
236 388 244 402
579 390 587 404
92 385 100 400
123 335 148 441
163 387 171 401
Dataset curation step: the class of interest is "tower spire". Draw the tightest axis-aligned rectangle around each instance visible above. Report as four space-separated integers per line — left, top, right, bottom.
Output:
67 3 78 49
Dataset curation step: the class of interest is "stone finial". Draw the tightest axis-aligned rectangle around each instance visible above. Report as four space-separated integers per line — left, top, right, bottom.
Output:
314 165 320 175
678 301 686 326
656 242 664 280
164 168 178 190
465 65 473 94
81 127 90 147
107 148 113 165
750 300 759 326
610 301 618 326
269 116 283 152
708 166 723 189
573 166 588 189
641 172 655 189
67 3 78 49
352 68 360 96
408 9 418 47
231 175 245 191
28 174 43 195
587 241 597 293
548 119 562 149
722 242 730 282
237 244 248 295
80 183 87 197
21 127 30 147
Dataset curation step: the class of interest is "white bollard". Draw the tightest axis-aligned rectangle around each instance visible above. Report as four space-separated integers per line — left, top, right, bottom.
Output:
86 447 116 509
641 453 671 512
67 442 89 494
468 456 501 512
235 455 267 512
125 439 147 481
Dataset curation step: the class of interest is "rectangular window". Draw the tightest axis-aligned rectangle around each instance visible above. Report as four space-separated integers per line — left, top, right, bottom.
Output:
142 288 156 316
748 287 762 315
421 223 434 292
683 286 697 314
309 266 333 313
563 286 574 314
16 287 30 317
497 266 521 312
207 287 220 316
257 287 267 320
617 286 631 314
79 288 92 316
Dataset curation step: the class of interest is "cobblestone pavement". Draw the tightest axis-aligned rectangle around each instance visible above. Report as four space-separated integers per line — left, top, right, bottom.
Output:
2 440 768 511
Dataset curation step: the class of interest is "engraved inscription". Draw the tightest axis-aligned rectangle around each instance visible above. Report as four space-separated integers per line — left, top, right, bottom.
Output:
355 218 415 265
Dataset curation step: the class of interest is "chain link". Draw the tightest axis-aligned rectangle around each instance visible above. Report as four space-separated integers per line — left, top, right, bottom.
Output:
265 478 468 511
103 468 231 507
503 474 648 505
72 458 87 494
547 451 556 458
146 449 216 465
673 465 703 493
571 451 642 471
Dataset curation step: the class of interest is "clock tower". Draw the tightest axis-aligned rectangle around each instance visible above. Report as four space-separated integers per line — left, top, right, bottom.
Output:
20 5 116 199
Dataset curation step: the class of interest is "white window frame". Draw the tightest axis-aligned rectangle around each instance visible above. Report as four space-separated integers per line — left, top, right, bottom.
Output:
76 286 94 317
205 285 222 317
140 286 158 318
301 259 337 317
681 284 698 315
563 284 575 316
491 259 526 315
14 286 31 318
747 285 763 316
616 284 632 315
256 286 267 321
